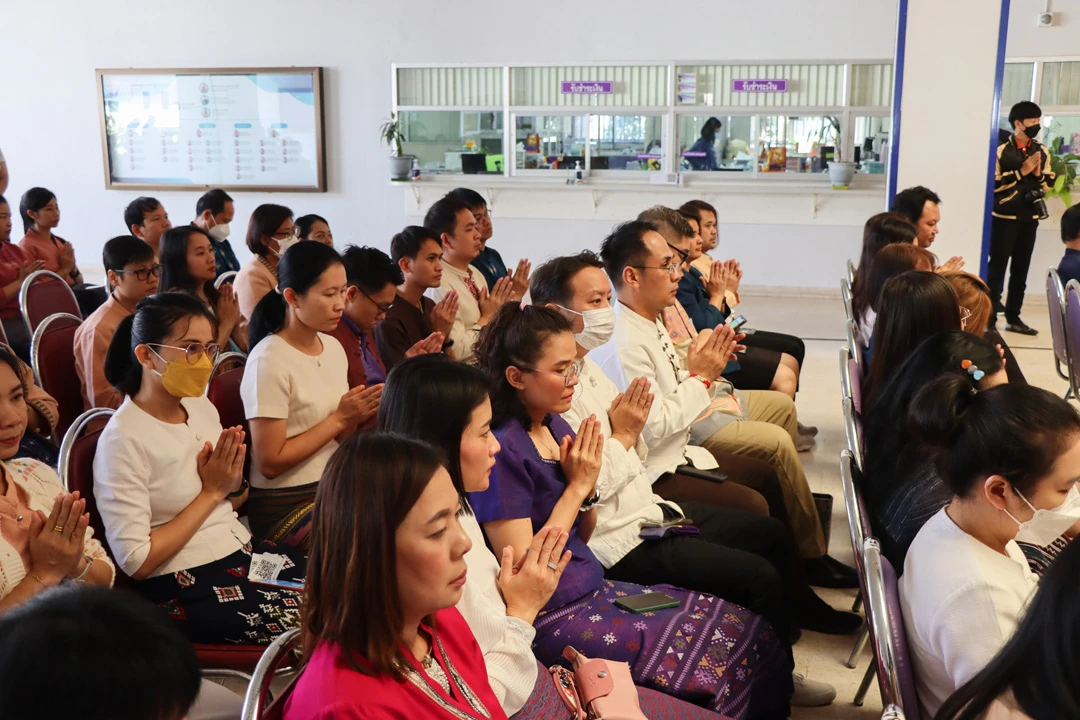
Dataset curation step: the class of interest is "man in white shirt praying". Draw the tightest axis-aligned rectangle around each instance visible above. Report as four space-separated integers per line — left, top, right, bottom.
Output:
423 195 513 362
589 220 856 588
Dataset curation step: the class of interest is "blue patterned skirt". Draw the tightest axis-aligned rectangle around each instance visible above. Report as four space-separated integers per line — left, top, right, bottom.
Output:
532 580 792 720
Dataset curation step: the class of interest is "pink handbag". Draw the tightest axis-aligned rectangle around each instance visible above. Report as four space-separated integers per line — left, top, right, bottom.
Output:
548 646 648 720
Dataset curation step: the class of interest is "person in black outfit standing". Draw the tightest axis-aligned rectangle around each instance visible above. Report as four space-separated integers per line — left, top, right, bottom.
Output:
987 101 1056 335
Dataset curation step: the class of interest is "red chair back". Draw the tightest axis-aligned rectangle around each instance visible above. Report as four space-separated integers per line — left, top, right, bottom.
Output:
31 313 84 440
59 408 115 552
20 270 81 335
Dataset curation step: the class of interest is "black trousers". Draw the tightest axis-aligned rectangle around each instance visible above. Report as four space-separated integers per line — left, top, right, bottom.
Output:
742 330 805 367
987 217 1039 322
985 329 1027 385
606 501 793 650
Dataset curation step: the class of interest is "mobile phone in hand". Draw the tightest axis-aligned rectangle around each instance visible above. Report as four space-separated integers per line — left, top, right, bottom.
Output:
728 315 747 332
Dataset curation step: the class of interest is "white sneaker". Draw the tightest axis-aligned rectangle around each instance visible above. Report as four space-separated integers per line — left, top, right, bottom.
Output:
791 672 836 707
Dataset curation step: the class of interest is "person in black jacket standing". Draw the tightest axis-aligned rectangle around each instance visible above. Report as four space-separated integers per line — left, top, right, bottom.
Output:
987 101 1056 335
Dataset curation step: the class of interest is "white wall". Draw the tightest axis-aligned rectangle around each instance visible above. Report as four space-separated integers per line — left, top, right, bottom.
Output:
0 0 900 289
1008 0 1079 56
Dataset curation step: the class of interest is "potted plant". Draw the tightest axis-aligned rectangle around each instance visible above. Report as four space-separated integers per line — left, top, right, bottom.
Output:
1046 150 1079 208
380 113 415 180
825 116 856 189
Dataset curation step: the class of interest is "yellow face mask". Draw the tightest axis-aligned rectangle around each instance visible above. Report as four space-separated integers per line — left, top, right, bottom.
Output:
150 348 214 398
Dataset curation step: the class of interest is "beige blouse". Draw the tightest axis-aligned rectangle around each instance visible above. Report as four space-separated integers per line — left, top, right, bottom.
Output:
0 459 115 599
235 256 277 323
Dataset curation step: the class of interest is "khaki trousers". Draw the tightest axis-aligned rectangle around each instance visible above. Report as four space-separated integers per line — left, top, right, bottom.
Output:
703 390 827 558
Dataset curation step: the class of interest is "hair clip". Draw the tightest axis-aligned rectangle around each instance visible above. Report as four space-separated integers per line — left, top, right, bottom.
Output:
961 358 985 382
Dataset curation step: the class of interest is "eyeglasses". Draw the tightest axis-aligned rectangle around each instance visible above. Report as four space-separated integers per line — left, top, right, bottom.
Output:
114 264 162 282
358 287 393 315
147 342 221 365
270 227 300 240
960 305 972 330
630 263 681 277
521 358 585 387
666 243 690 265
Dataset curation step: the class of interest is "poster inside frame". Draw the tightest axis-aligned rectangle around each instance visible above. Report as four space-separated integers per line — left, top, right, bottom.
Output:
96 67 326 192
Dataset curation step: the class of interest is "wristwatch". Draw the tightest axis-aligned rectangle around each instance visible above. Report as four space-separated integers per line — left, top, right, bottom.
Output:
579 489 601 513
227 479 250 499
441 339 455 351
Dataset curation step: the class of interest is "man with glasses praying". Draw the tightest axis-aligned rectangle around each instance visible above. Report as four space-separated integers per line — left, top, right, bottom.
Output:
75 235 160 410
590 220 856 588
329 245 445 428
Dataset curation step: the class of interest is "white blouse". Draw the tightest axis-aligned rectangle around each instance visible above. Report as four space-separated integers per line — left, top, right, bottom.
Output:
562 357 679 567
900 508 1038 719
240 333 349 490
456 512 538 716
94 396 250 578
0 459 114 598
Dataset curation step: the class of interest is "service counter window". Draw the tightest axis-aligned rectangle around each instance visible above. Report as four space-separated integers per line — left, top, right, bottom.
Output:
853 116 891 174
757 115 839 173
591 115 663 171
677 115 754 172
514 115 587 171
1044 115 1080 156
400 111 504 174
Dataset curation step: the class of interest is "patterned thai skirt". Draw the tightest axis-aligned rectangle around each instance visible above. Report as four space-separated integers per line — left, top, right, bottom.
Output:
532 580 792 720
512 659 724 720
136 540 306 645
246 482 318 552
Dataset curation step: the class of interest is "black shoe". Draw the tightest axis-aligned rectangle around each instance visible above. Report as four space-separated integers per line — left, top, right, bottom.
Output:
804 555 860 589
789 627 803 645
1005 319 1038 336
796 593 864 635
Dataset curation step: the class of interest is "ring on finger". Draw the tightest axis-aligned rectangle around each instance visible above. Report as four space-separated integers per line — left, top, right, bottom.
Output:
547 562 559 571
52 524 64 533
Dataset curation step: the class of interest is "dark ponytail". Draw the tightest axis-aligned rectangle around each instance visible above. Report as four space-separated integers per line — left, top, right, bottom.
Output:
473 302 573 428
248 241 343 349
104 293 218 397
908 377 1080 498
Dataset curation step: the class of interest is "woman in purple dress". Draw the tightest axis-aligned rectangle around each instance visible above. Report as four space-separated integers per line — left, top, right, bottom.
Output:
469 304 792 720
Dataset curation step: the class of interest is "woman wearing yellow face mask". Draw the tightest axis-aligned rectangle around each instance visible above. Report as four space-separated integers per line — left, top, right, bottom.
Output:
93 293 306 645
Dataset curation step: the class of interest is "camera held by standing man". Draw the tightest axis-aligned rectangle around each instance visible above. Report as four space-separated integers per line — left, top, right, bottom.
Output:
987 101 1056 336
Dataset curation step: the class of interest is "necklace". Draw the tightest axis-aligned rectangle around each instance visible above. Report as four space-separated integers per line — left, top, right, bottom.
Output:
420 651 452 695
401 633 492 720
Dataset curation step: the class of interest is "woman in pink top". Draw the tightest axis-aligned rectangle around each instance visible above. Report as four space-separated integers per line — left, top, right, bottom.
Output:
285 432 508 720
17 187 106 316
0 196 43 360
235 203 298 328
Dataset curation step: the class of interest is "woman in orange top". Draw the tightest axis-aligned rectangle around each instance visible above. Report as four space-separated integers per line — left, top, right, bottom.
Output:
17 188 105 316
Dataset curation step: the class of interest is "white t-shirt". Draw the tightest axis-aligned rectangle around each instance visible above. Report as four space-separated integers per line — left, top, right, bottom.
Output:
900 507 1038 719
240 332 349 490
94 396 251 578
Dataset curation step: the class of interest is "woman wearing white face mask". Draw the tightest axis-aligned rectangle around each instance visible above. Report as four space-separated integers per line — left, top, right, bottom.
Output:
234 204 301 323
899 376 1080 719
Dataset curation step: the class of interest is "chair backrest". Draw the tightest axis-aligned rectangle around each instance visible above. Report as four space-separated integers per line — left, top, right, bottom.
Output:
1064 280 1080 399
58 407 116 544
865 538 921 719
847 258 857 288
30 312 84 440
210 351 247 384
20 270 81 335
843 397 865 472
242 628 301 720
1048 268 1071 374
840 450 868 583
0 318 8 346
839 346 853 401
215 271 239 290
849 355 864 414
207 364 247 430
881 705 907 720
841 279 854 323
846 319 861 367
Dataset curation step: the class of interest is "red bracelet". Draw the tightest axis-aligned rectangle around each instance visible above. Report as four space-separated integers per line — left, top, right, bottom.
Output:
689 374 712 390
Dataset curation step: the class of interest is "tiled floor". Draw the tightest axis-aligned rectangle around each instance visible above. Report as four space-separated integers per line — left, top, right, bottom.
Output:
737 292 1065 720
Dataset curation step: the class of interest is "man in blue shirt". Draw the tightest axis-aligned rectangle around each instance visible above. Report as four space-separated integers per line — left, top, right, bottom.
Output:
1057 204 1080 287
192 188 240 277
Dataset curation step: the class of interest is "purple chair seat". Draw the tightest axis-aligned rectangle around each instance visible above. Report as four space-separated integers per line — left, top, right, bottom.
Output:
865 538 921 719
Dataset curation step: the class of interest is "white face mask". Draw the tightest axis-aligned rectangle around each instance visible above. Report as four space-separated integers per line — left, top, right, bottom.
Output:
272 235 300 258
1005 484 1080 547
207 221 230 242
558 305 616 351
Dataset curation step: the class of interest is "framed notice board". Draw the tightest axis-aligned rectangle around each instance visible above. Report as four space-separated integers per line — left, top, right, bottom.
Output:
96 67 326 192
